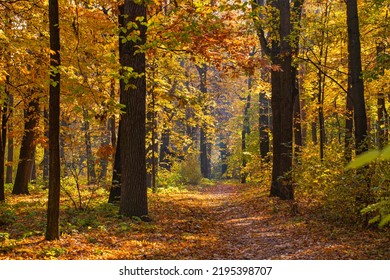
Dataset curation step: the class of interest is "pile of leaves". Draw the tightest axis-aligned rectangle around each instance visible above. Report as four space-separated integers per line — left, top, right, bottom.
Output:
1 182 389 259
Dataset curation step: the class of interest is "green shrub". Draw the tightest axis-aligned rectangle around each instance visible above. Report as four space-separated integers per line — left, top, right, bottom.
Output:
177 154 203 185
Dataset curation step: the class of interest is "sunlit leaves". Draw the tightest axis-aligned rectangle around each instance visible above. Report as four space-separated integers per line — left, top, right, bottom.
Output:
346 145 390 170
346 150 381 169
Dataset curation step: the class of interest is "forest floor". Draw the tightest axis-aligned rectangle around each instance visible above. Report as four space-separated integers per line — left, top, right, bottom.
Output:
1 182 390 259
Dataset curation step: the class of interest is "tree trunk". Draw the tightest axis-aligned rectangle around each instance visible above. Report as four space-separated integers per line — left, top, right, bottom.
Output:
219 140 228 177
30 151 36 182
119 0 148 218
253 0 296 200
83 109 96 185
293 66 302 157
292 0 303 158
196 64 211 179
12 97 40 195
376 44 387 148
43 109 49 182
5 93 13 184
347 0 368 155
0 75 9 201
200 128 211 179
98 124 110 181
241 76 252 183
108 122 121 203
159 128 171 170
345 88 354 162
269 0 294 200
46 0 61 241
259 92 270 158
108 5 123 204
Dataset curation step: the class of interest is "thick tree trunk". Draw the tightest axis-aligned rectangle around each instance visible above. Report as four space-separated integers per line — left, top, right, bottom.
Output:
253 0 296 200
119 0 148 218
269 0 294 200
347 0 368 155
46 0 61 241
12 98 40 195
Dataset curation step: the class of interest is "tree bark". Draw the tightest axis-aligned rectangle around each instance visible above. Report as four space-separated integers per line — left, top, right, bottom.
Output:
196 64 211 179
259 92 270 158
159 128 171 170
0 75 9 201
347 0 368 155
345 86 354 162
241 76 252 183
119 0 148 218
270 0 294 200
46 0 61 241
108 5 123 204
83 109 96 185
108 122 121 203
5 93 13 184
12 97 40 195
43 109 49 182
376 44 387 148
253 0 297 200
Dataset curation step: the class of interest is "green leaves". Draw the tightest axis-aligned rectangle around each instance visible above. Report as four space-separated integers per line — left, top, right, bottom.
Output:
346 144 390 169
346 150 380 169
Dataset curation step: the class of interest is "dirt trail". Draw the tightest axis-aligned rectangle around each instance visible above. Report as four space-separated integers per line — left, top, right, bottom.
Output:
157 183 390 259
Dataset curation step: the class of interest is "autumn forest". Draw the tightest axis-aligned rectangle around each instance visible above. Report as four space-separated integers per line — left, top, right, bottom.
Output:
0 0 390 259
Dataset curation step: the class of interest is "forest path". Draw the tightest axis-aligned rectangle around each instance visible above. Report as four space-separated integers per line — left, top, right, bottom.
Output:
2 182 389 259
165 183 314 259
149 183 390 259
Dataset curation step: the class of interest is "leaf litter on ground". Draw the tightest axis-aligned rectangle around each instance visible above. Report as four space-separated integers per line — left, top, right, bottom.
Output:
1 183 390 259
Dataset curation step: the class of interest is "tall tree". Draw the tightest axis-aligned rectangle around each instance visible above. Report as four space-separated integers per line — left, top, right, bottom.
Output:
6 93 14 184
196 64 211 179
0 76 8 201
241 75 252 183
46 0 61 241
253 0 300 199
346 0 368 155
119 0 148 218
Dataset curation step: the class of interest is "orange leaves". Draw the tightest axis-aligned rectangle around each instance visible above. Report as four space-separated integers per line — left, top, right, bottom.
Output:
96 144 115 160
